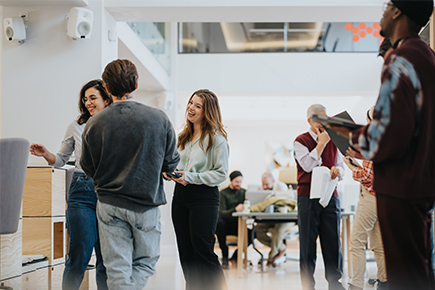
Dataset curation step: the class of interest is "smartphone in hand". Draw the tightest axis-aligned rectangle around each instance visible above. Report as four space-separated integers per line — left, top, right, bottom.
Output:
166 172 181 178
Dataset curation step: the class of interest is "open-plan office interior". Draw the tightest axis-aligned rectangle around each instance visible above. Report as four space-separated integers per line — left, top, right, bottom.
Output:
0 0 434 289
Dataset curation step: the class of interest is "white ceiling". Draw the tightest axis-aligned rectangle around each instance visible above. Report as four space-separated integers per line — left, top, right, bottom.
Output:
105 0 385 22
0 0 88 6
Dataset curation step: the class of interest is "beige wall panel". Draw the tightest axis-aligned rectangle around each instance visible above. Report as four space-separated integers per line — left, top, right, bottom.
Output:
0 220 22 280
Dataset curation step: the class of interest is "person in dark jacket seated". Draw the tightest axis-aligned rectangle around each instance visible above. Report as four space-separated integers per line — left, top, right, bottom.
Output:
216 171 252 269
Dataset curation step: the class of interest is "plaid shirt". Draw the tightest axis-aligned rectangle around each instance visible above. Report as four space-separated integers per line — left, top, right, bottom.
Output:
352 160 375 195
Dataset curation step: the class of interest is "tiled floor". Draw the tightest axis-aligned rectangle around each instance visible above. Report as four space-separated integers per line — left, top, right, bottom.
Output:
145 238 380 290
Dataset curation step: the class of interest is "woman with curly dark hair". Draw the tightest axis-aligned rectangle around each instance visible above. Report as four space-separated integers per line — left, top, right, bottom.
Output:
30 79 112 290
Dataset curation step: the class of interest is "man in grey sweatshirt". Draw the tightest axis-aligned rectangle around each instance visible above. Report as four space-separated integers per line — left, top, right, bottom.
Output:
81 59 180 290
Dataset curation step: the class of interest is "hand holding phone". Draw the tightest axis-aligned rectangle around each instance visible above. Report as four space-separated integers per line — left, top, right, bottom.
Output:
166 172 181 178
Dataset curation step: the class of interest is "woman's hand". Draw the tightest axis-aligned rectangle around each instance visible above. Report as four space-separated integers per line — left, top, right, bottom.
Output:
165 171 188 186
30 143 48 157
30 143 56 164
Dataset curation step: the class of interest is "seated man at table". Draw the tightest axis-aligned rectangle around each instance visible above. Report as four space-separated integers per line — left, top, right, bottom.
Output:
216 170 253 269
253 172 295 267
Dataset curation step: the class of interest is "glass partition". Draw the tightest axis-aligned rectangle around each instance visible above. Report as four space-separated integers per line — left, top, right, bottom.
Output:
127 22 171 72
179 22 384 53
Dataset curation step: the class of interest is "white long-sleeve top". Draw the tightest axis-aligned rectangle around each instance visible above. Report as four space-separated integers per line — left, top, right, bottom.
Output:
53 120 84 172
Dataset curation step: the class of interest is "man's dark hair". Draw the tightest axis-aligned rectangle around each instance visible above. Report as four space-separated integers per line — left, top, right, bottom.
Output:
102 59 138 98
391 0 434 32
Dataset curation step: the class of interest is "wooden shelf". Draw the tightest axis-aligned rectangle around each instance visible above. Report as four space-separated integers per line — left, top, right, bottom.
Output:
23 167 66 217
22 217 66 266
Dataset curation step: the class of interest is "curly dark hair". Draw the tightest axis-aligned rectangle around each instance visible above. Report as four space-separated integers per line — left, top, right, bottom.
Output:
77 79 112 125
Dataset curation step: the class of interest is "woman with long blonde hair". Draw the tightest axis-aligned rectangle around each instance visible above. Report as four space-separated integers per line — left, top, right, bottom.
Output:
165 89 229 290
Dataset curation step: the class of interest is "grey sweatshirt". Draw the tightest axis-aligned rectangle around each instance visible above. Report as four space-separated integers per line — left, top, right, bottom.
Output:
81 101 180 212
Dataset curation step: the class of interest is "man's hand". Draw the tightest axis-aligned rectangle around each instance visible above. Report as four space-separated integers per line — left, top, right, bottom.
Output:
328 125 352 138
235 204 244 212
316 127 330 145
330 166 340 180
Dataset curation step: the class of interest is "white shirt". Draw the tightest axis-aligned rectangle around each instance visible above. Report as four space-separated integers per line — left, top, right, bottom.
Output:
294 129 344 180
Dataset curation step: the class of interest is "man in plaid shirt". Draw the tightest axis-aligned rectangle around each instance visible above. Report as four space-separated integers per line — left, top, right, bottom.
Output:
344 109 387 290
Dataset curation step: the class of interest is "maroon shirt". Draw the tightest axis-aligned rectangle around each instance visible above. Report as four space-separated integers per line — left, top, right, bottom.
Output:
352 37 435 199
295 132 339 197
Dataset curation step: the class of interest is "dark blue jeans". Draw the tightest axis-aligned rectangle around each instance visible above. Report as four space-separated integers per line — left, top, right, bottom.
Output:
62 172 107 290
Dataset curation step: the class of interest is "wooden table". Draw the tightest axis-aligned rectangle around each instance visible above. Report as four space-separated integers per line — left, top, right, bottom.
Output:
232 211 354 278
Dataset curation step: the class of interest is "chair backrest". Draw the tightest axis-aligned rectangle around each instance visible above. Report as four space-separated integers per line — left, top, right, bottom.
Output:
0 138 30 234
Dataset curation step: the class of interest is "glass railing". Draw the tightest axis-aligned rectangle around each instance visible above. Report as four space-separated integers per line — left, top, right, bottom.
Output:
179 22 384 53
127 22 171 72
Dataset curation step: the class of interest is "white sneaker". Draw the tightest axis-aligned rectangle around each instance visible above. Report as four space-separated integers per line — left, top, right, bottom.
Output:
274 253 286 266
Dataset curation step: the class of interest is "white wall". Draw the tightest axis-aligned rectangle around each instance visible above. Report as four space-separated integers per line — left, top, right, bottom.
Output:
177 52 383 95
0 2 117 164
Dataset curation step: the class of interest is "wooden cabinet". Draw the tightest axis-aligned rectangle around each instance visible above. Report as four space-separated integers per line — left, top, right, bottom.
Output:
49 263 64 290
21 166 68 289
22 216 66 266
0 276 22 289
22 262 49 290
23 167 66 217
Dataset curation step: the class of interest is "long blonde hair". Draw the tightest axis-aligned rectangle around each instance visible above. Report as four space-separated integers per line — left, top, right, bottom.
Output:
178 89 227 152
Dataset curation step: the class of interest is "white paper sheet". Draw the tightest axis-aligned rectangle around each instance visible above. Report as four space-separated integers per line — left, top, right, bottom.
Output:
310 166 339 207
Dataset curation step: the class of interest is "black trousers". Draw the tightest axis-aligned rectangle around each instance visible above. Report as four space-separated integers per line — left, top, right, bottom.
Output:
216 218 253 259
172 183 226 290
377 194 435 290
298 196 343 290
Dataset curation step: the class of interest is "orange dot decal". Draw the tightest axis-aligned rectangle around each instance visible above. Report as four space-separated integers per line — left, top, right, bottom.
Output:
366 27 373 34
359 31 366 38
373 31 380 38
345 23 353 30
352 27 359 34
373 22 380 29
359 23 367 30
353 35 360 42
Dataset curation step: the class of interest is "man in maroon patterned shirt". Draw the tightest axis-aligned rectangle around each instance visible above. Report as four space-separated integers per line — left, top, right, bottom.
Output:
294 104 345 290
331 1 435 289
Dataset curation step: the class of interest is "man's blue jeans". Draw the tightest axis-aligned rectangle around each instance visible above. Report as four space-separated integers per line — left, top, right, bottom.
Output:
62 172 107 290
96 201 161 290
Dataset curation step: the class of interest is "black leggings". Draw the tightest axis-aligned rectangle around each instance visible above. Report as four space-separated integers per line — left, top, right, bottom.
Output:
172 183 227 290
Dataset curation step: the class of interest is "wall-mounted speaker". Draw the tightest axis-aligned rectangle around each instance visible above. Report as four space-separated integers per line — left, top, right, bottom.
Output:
4 17 26 43
67 7 93 40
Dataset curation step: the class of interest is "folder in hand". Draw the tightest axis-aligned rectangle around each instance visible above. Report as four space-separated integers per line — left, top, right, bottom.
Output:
310 166 338 207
